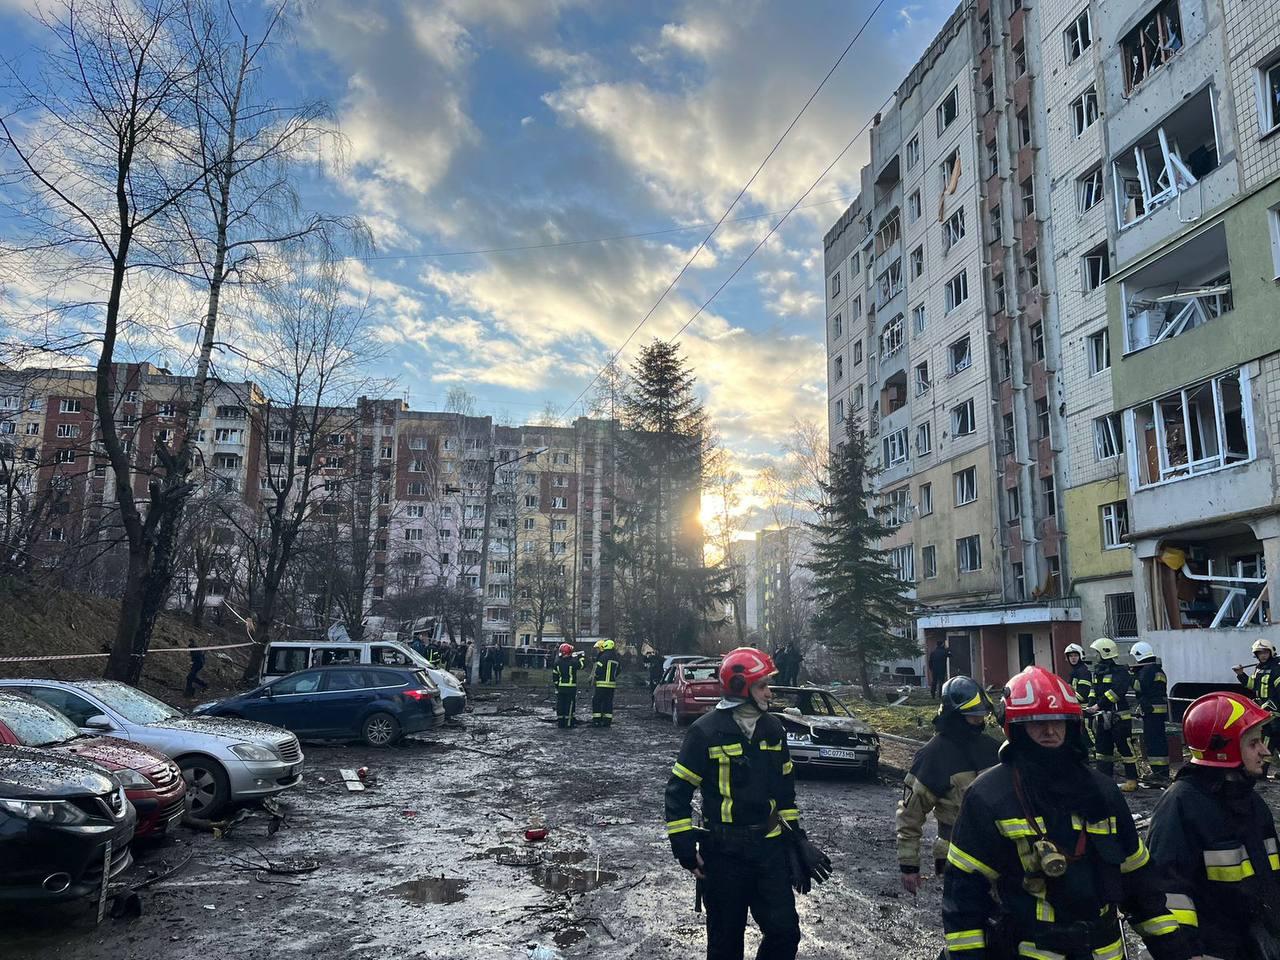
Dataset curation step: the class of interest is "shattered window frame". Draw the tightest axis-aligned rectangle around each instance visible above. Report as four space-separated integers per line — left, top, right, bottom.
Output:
1065 8 1093 63
1121 0 1184 95
1070 86 1101 137
1078 166 1104 212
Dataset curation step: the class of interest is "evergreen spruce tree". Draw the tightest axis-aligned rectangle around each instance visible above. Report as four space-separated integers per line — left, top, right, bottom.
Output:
805 419 917 696
608 340 730 653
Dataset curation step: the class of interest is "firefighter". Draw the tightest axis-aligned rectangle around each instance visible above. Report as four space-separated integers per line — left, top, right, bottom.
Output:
426 642 443 669
664 647 809 960
1233 638 1280 762
1147 690 1280 959
1063 643 1092 702
896 676 1000 894
942 665 1189 960
1088 637 1139 792
591 639 620 728
551 642 582 729
1131 640 1170 784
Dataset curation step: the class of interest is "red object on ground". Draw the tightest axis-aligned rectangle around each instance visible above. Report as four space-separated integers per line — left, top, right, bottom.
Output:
357 766 369 781
524 828 548 842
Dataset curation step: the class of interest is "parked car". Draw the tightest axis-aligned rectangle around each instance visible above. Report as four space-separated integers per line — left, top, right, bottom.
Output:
0 744 135 902
0 691 186 839
259 640 459 717
193 665 440 746
768 686 881 777
653 660 722 725
0 680 303 821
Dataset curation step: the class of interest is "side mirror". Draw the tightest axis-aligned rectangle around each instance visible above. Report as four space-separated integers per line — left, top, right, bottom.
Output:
84 714 114 731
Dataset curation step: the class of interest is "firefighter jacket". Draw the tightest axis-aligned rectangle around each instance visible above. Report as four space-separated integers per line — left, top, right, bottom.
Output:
942 747 1189 960
593 651 620 689
1133 662 1169 718
1091 661 1132 719
664 706 799 839
1243 660 1280 711
1147 767 1280 959
897 714 1001 872
1067 662 1093 704
551 654 583 689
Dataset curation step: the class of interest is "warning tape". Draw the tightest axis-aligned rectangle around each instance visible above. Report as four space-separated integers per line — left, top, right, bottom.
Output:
0 642 256 664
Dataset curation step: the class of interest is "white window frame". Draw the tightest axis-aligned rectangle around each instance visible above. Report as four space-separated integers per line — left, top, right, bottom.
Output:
1268 202 1280 281
1125 368 1255 488
936 87 959 135
922 545 938 580
852 385 864 411
1088 329 1111 375
943 208 966 253
914 361 930 397
880 315 904 359
883 487 912 527
889 544 916 583
1114 95 1219 230
1101 501 1129 549
1084 246 1111 291
876 259 903 306
906 134 920 169
954 466 977 506
835 398 845 423
952 400 976 437
834 355 844 382
908 190 922 222
832 312 843 338
948 335 972 375
957 535 982 573
916 421 932 456
944 270 969 313
911 303 926 334
882 427 910 467
1064 9 1092 63
1070 86 1100 137
59 399 81 414
1261 60 1280 135
910 245 924 279
1078 167 1104 212
1041 475 1057 517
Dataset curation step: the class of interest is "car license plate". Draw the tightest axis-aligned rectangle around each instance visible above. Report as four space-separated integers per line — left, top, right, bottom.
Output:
287 763 302 778
818 748 859 760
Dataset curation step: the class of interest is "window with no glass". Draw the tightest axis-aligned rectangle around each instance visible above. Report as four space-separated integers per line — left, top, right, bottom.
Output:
1065 9 1092 63
1101 501 1129 548
1094 413 1124 460
1088 329 1111 375
1078 166 1104 212
943 208 966 253
954 466 977 505
1071 87 1100 137
945 270 969 313
957 535 982 573
936 87 959 135
948 335 972 375
1084 244 1111 291
952 399 976 437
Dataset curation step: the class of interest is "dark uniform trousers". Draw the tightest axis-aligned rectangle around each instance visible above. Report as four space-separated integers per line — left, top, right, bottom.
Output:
702 836 800 960
666 709 802 960
592 654 619 727
1134 662 1170 780
1069 664 1095 759
552 656 582 728
1092 662 1137 780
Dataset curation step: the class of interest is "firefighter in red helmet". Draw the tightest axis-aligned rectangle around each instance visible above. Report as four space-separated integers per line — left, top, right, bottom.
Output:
551 642 584 729
664 647 829 960
941 666 1189 960
1146 691 1280 959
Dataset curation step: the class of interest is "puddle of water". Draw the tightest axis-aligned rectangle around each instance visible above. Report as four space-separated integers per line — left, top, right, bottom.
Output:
553 928 586 948
387 876 471 904
531 864 619 894
545 850 589 865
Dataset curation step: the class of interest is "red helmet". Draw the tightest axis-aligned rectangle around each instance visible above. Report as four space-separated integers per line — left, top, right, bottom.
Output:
719 647 777 698
558 643 575 656
1000 665 1083 733
1183 691 1271 768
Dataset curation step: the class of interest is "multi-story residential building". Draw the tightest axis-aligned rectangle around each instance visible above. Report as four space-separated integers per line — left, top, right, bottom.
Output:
823 0 1280 691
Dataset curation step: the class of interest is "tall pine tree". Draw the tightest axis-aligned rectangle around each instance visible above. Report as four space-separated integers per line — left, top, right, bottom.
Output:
805 419 916 696
608 340 729 653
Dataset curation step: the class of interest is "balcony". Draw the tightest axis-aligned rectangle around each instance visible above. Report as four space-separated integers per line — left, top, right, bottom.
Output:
1123 223 1231 353
1114 88 1218 231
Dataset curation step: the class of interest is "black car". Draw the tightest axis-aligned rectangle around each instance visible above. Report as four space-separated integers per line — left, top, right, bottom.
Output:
0 744 136 902
193 665 441 747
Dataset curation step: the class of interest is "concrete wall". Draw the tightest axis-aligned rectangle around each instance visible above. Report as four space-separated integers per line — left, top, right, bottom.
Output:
1064 475 1132 580
1223 0 1280 189
1154 625 1280 697
1075 574 1136 641
913 449 1002 601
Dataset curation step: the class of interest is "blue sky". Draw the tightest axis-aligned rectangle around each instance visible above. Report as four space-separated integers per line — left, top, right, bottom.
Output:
1 0 954 519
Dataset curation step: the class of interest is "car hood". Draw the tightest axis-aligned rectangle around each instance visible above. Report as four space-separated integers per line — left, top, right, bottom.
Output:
0 744 119 798
56 734 168 773
149 715 295 748
776 714 874 736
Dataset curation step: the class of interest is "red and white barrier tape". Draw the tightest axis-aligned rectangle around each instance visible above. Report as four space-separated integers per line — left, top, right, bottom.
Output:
0 641 255 664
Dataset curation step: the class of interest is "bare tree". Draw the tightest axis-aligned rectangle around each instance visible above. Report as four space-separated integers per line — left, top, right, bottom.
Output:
703 443 747 645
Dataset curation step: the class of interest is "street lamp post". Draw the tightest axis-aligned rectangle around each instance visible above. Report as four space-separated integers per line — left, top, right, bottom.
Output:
468 446 546 686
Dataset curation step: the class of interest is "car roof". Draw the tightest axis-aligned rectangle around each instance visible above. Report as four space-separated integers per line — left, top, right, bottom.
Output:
770 686 831 694
280 664 416 674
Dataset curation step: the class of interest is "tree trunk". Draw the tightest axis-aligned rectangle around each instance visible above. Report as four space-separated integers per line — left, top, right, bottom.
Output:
242 575 280 682
105 547 151 682
857 649 874 700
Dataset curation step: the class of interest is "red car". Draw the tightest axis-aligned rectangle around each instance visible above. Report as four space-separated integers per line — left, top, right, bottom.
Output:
653 660 722 725
0 691 187 839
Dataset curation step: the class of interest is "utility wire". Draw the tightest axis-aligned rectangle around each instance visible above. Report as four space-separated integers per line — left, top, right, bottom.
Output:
557 0 892 421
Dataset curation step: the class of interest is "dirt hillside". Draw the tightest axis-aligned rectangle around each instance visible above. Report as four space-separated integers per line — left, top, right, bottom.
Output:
0 584 253 703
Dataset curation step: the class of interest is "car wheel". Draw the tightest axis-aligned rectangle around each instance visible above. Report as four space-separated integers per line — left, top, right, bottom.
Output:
362 712 400 747
179 756 231 821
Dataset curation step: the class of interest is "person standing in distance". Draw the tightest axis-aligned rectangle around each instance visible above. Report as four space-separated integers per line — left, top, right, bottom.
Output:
664 647 807 960
929 639 951 699
1130 641 1170 784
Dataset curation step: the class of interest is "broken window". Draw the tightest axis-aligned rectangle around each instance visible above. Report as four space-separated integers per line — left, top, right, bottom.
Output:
880 315 904 358
1065 9 1092 63
877 258 903 306
1094 413 1124 459
1030 321 1045 361
1131 368 1252 486
1114 88 1219 228
906 135 920 169
1078 166 1104 212
1036 397 1051 439
992 273 1007 313
1123 222 1231 351
1071 86 1100 137
853 339 863 365
939 149 961 198
1088 329 1111 375
957 535 982 573
1021 177 1036 218
943 208 966 253
987 138 999 176
914 361 930 396
1084 243 1111 291
1041 475 1057 517
882 427 910 466
1101 502 1129 548
912 303 926 334
910 245 924 278
1007 484 1021 523
937 87 959 135
883 487 912 527
1264 60 1280 134
952 399 976 436
1025 248 1040 290
997 341 1011 381
948 335 972 375
954 466 977 504
833 355 844 382
989 203 1002 243
875 211 901 256
1018 108 1032 147
944 270 968 313
916 421 932 456
908 190 922 222
1013 41 1026 78
1121 0 1183 94
982 72 995 113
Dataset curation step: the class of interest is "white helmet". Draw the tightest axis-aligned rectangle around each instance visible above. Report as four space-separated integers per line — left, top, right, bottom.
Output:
1252 638 1277 656
1090 637 1119 660
1064 643 1085 657
1130 641 1156 663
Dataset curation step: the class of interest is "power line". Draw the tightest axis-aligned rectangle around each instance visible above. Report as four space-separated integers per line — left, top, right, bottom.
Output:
557 0 892 421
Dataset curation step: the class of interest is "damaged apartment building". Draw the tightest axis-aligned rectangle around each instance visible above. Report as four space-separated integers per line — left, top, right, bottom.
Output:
823 0 1280 691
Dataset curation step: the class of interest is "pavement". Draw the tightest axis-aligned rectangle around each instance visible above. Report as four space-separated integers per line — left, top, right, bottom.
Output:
2 684 1273 960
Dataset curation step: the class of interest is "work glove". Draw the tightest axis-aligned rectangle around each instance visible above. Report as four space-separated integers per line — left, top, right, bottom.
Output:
670 830 699 872
784 826 832 894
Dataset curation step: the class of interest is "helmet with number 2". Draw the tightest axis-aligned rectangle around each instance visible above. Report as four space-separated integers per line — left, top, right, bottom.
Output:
999 665 1083 735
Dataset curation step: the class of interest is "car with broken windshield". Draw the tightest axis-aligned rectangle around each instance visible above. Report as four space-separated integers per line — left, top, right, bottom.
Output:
0 679 303 821
768 686 880 777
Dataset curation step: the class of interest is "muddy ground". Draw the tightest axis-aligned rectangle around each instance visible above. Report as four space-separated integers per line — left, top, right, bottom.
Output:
3 685 1273 960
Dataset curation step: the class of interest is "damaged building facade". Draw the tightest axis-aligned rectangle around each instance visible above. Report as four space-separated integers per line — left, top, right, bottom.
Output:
823 0 1280 689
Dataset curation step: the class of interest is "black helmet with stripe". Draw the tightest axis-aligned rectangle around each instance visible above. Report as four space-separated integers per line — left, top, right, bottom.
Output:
939 675 992 719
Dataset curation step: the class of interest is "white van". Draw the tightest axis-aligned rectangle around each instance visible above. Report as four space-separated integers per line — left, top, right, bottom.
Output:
261 640 466 717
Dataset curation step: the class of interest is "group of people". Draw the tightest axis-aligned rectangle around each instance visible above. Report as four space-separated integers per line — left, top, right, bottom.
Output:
770 642 804 686
551 639 620 728
666 639 1280 960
